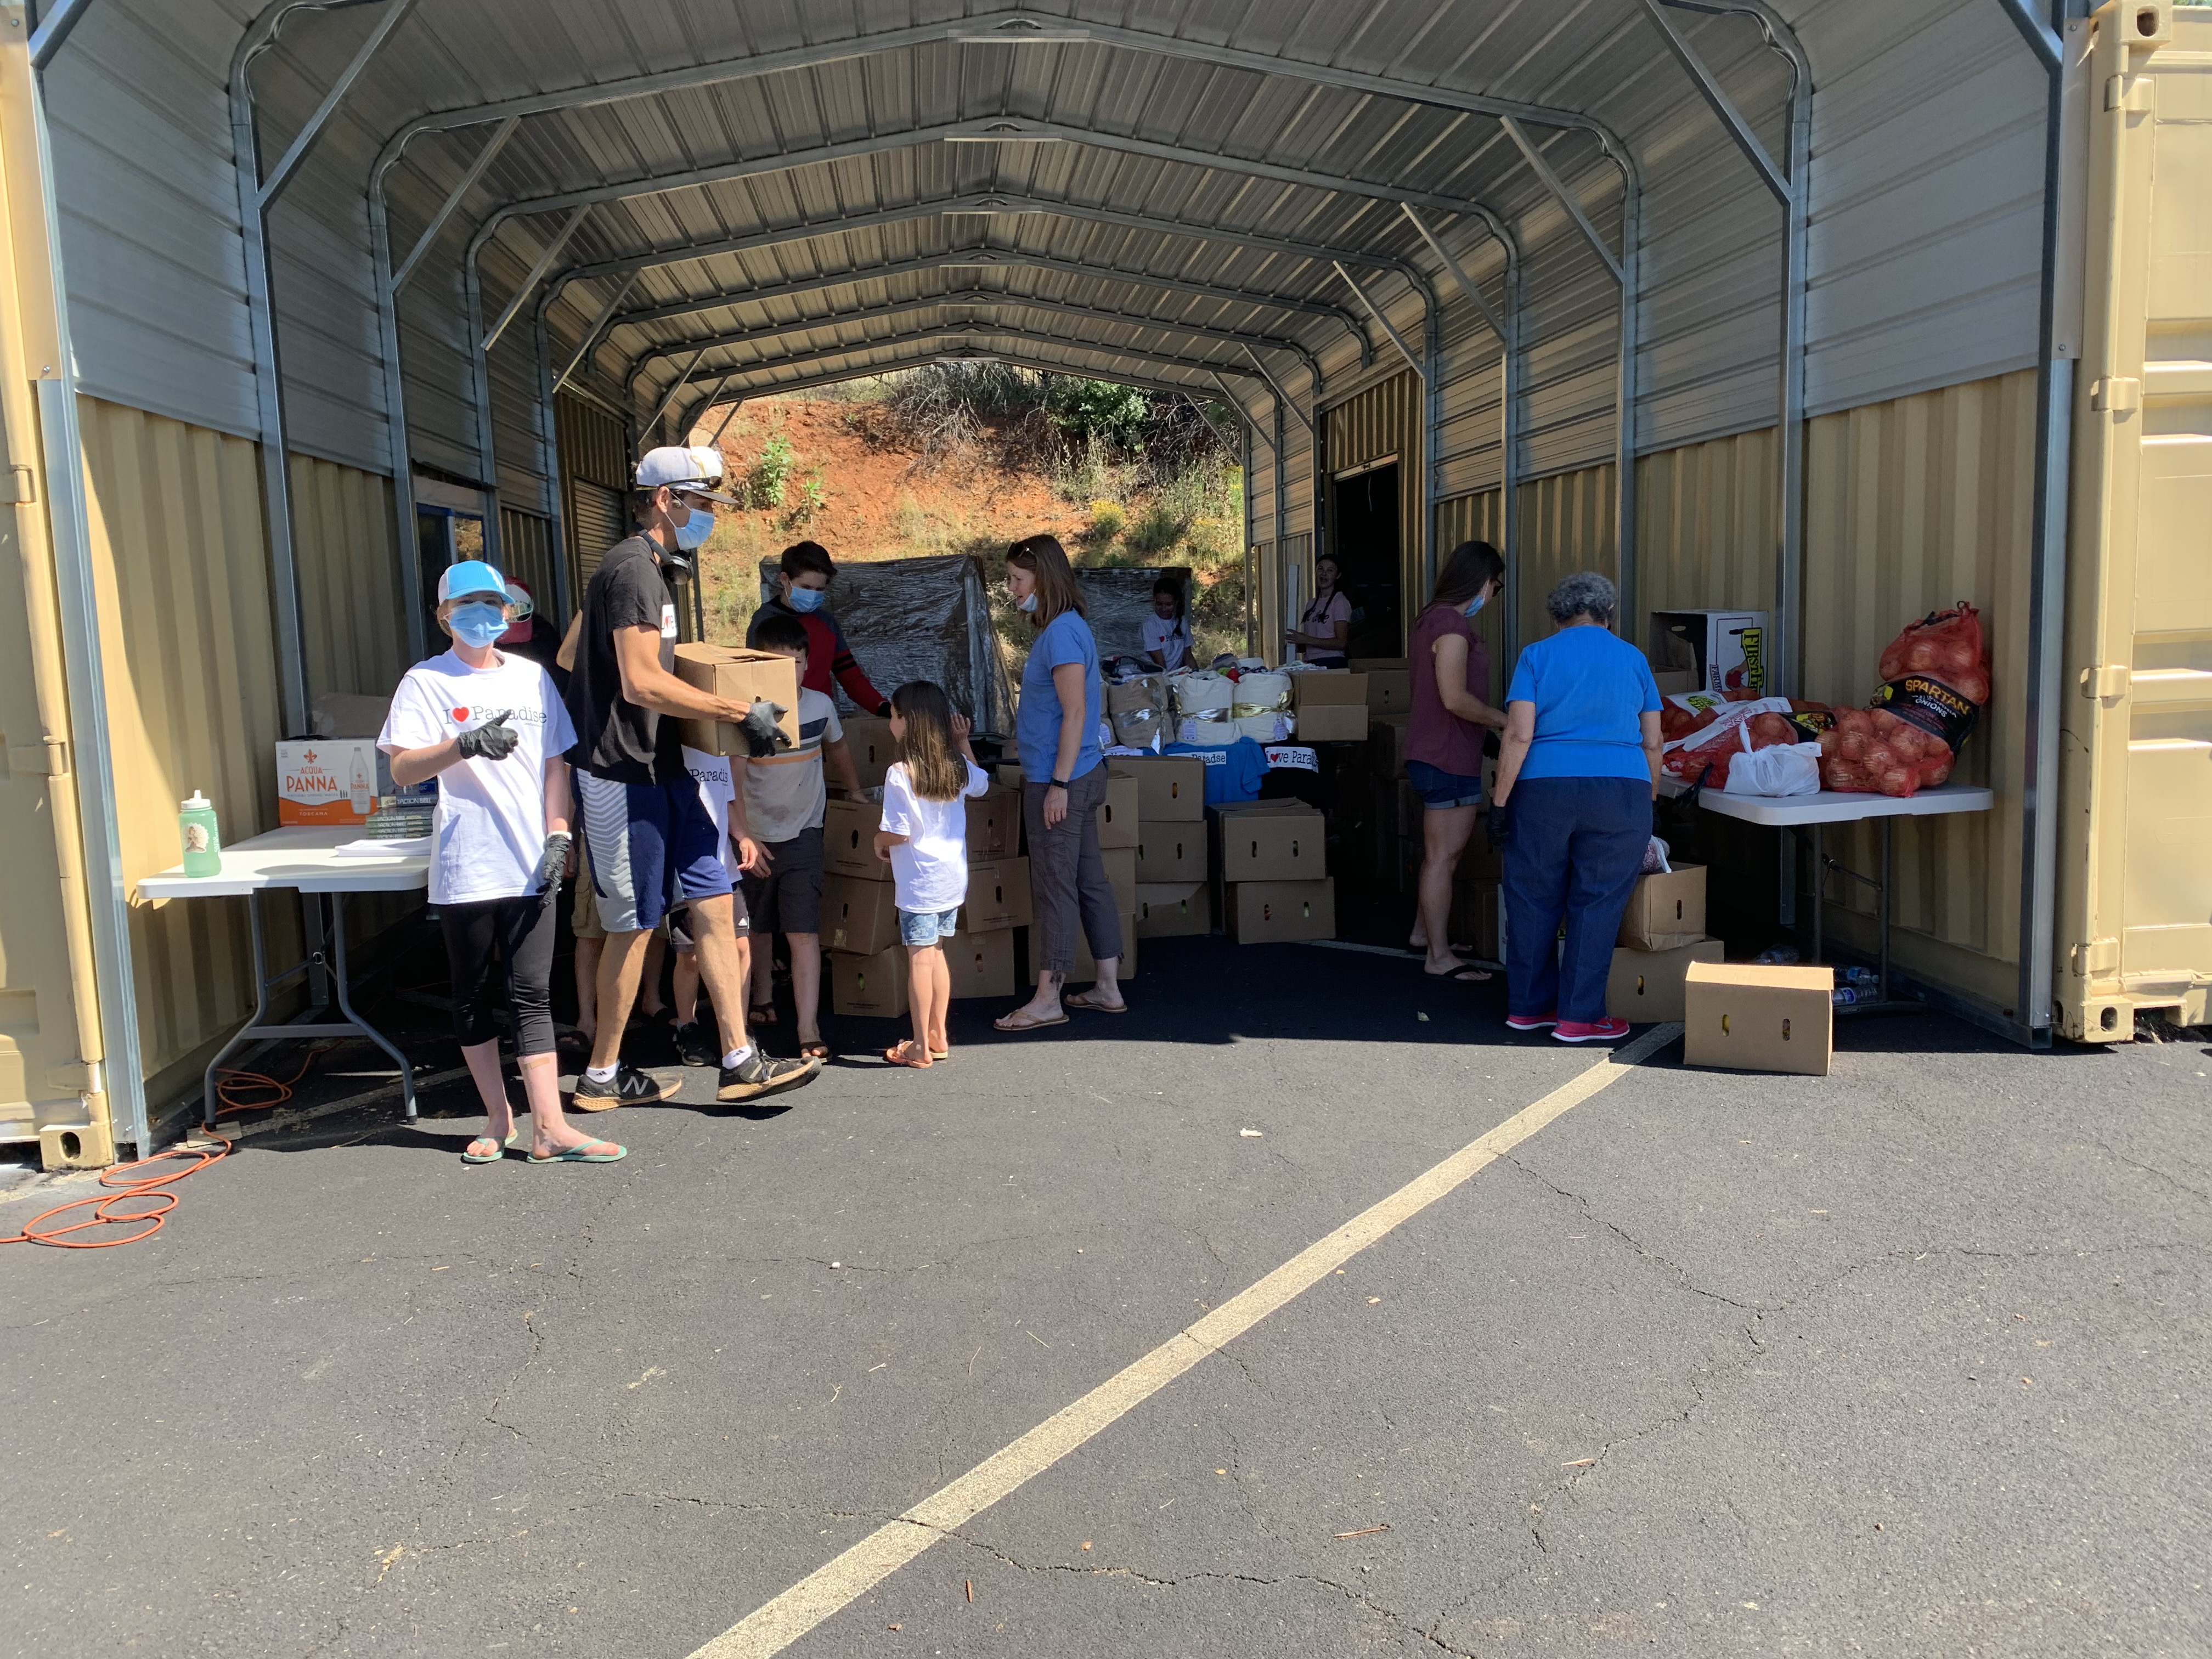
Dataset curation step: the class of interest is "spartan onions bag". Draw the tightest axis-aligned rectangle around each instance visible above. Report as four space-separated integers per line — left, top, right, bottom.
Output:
1819 602 1988 798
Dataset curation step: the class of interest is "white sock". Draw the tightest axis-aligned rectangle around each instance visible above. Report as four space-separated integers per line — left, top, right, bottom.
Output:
723 1045 753 1070
585 1063 618 1083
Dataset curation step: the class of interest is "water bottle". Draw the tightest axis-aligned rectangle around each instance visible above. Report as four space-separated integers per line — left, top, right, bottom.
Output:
1756 946 1801 966
1832 987 1861 1007
179 789 222 877
1841 966 1880 990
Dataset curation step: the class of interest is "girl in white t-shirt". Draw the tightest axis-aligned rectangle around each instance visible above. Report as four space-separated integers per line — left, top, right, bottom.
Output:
1142 577 1190 670
873 681 990 1069
378 560 622 1166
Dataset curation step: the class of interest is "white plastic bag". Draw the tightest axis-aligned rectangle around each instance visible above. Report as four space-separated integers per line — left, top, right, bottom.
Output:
1172 672 1235 718
1722 741 1822 797
1229 670 1291 717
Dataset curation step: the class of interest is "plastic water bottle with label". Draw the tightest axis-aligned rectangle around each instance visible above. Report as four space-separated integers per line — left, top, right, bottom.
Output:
179 789 222 877
350 755 372 817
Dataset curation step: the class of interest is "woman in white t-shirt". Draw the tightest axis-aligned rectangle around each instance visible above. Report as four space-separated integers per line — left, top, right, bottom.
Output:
1142 577 1190 670
378 560 622 1166
872 681 990 1069
1288 554 1352 667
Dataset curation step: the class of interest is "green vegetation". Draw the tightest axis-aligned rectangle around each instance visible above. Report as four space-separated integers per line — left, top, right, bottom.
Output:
746 433 795 510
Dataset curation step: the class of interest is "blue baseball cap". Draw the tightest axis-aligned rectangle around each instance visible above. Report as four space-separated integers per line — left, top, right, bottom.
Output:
437 560 508 604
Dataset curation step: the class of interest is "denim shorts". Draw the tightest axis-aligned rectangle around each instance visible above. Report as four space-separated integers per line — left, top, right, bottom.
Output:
1407 759 1486 810
898 906 961 946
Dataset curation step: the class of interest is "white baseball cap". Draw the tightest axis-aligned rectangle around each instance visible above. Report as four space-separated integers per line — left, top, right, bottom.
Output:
636 444 737 505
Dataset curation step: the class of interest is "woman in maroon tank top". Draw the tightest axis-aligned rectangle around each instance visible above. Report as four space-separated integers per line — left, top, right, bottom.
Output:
1407 541 1509 981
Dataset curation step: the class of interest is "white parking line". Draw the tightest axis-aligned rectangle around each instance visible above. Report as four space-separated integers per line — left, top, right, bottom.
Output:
686 1021 1684 1658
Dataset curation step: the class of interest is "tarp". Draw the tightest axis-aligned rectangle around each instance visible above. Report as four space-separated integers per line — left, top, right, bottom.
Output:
758 554 1015 738
1076 565 1194 668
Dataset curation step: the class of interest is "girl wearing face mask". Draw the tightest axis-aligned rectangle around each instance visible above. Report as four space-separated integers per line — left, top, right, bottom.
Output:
379 562 623 1165
1405 540 1509 984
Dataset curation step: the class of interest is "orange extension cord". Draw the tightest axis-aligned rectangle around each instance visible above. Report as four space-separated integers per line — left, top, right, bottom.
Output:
1 1043 331 1250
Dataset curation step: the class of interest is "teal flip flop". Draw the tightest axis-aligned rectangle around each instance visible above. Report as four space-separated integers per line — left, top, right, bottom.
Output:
527 1138 627 1165
462 1128 520 1164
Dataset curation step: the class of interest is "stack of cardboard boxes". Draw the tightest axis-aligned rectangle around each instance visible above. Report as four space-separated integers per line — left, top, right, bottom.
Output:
1127 755 1210 944
1214 798 1334 943
1606 862 1722 1023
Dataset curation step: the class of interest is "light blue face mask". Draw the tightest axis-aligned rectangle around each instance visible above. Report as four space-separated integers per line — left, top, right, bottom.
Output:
1463 593 1488 618
1016 592 1038 614
449 602 508 648
673 504 714 552
787 584 826 613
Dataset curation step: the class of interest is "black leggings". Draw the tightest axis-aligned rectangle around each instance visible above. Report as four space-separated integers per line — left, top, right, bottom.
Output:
437 895 557 1058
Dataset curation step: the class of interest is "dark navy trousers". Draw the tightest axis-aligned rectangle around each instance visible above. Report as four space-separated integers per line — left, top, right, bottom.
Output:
1501 776 1651 1024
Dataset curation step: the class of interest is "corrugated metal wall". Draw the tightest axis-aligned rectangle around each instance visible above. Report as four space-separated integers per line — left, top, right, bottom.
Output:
1435 490 1505 700
1516 464 1621 668
291 454 408 703
498 508 557 630
1637 427 1779 621
556 391 630 601
76 399 289 1098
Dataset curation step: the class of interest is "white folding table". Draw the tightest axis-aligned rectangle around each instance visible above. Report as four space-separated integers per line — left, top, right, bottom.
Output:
138 826 431 1128
1666 781 1994 1012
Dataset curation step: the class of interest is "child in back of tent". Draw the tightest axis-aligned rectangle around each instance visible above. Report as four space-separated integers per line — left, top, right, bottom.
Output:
872 681 990 1068
1143 575 1190 670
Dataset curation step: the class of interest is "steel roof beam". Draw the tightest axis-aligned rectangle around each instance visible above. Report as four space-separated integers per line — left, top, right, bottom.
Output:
392 115 517 291
1333 262 1423 382
258 0 416 207
602 250 1367 360
1635 0 1787 202
625 292 1320 401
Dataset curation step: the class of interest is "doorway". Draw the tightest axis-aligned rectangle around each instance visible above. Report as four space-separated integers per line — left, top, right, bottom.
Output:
1329 462 1402 658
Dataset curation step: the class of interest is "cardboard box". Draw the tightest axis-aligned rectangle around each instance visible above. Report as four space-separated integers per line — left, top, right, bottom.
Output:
996 763 1026 791
1030 916 1138 983
947 928 1017 1000
1215 800 1325 882
1136 881 1211 938
1365 669 1414 714
1136 826 1209 883
821 874 901 956
1097 767 1140 849
823 794 889 880
673 644 800 754
838 715 896 787
963 857 1032 932
1648 610 1769 699
1226 878 1336 943
1349 657 1409 672
1606 939 1724 1024
831 944 909 1019
1652 669 1699 696
1369 713 1412 780
1618 864 1707 951
1683 961 1833 1076
275 740 399 826
1291 669 1368 708
1104 845 1138 914
1293 703 1370 743
1448 879 1500 959
1121 755 1206 822
966 786 1021 861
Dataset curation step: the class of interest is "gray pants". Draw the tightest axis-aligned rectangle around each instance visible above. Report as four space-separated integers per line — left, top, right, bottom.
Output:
1024 764 1122 976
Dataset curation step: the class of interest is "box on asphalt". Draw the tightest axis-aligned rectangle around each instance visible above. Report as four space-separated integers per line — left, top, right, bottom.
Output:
1103 845 1137 914
1136 825 1208 883
1121 755 1206 822
966 785 1020 861
947 928 1017 1000
1030 916 1138 982
821 874 900 956
963 857 1031 932
1682 961 1833 1076
1214 799 1325 882
1617 864 1707 950
1606 939 1724 1023
838 714 896 787
1097 767 1140 848
831 944 908 1018
1226 878 1336 943
1136 882 1211 938
822 795 887 879
673 644 800 754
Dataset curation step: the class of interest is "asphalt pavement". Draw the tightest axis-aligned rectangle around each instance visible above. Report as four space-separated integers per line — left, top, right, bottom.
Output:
3 935 2207 1658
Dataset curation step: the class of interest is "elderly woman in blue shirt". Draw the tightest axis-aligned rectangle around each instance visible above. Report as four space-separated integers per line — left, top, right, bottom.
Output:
1491 572 1663 1045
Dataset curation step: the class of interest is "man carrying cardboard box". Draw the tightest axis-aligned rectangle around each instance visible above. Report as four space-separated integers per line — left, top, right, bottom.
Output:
560 445 820 1109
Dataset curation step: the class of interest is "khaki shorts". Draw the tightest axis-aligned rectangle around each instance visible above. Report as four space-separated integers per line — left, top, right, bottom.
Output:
571 839 606 940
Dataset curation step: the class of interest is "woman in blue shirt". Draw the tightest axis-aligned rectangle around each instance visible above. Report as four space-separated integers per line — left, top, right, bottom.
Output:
995 534 1125 1031
1492 572 1663 1044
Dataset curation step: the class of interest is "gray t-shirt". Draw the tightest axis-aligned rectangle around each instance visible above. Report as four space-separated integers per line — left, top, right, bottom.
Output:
740 686 842 842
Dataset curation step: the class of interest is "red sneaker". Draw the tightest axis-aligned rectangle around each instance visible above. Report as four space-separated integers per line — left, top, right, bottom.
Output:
1553 1018 1630 1044
1505 1011 1558 1031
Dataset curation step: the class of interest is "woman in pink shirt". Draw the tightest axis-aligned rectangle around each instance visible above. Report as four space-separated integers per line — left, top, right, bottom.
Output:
1406 541 1509 981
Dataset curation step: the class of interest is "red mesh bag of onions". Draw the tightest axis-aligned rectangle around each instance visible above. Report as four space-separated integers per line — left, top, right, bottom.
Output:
1818 602 1988 797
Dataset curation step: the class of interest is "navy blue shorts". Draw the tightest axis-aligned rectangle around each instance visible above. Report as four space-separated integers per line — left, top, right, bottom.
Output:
1407 759 1486 810
576 770 737 934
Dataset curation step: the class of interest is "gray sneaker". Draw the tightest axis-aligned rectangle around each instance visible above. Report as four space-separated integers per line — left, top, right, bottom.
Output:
717 1049 821 1103
569 1062 682 1111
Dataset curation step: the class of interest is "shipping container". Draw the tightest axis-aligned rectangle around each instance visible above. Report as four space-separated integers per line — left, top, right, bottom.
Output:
0 0 2193 1164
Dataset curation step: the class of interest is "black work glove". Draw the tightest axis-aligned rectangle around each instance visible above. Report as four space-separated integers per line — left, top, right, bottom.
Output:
875 700 893 718
533 831 571 900
740 699 792 758
1485 797 1513 850
456 719 519 761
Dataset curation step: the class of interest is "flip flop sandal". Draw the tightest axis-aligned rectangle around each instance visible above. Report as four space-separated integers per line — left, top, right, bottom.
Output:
994 1009 1069 1032
798 1039 831 1061
1424 966 1494 983
1065 991 1128 1013
929 1048 950 1062
527 1139 627 1164
882 1044 933 1068
462 1129 520 1164
749 1003 780 1026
